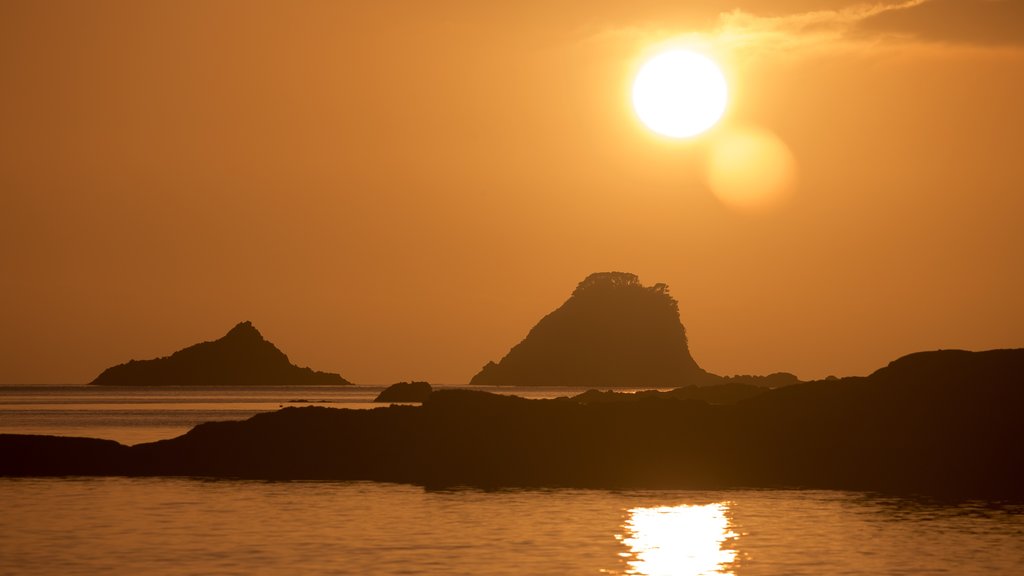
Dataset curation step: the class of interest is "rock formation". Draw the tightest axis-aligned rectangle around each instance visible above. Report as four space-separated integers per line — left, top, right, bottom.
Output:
7 348 1023 499
89 321 351 386
569 382 766 405
471 272 709 387
375 381 433 402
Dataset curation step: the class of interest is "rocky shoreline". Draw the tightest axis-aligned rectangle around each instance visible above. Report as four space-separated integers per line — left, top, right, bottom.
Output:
4 349 1021 500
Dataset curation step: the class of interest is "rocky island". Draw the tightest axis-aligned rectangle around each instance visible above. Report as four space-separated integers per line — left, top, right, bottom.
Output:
471 272 800 388
89 321 351 386
471 272 711 387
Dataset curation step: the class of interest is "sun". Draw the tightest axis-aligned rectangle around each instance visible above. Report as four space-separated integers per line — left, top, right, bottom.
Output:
632 50 728 138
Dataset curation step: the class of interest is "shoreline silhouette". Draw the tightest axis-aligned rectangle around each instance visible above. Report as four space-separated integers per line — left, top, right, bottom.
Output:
6 273 1020 499
4 348 1021 500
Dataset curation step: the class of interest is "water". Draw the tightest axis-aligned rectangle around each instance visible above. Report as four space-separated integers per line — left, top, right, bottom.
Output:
0 384 594 445
0 479 1020 575
2 386 1022 575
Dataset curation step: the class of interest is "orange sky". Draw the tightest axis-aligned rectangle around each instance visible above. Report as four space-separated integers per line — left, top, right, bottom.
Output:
2 0 1022 384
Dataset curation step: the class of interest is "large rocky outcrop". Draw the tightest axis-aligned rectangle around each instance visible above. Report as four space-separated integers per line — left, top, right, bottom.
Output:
471 272 709 387
89 321 351 386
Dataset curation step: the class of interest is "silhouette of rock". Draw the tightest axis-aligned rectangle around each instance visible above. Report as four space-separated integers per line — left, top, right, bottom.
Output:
869 348 1019 384
471 272 709 387
89 321 351 386
0 434 130 476
375 381 432 402
570 382 766 405
6 348 1022 499
716 372 800 388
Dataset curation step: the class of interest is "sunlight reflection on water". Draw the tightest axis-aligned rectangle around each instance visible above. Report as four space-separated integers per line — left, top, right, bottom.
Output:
618 503 737 576
2 480 1021 575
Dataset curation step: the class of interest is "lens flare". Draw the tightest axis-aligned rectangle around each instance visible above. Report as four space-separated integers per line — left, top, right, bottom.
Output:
706 126 797 210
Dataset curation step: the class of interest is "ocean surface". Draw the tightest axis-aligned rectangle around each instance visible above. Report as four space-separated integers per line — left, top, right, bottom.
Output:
0 384 594 445
2 385 1022 575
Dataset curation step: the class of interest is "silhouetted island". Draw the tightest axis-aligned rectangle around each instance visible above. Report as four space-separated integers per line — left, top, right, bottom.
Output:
374 381 433 402
5 348 1022 499
470 271 800 388
471 272 712 387
89 321 351 386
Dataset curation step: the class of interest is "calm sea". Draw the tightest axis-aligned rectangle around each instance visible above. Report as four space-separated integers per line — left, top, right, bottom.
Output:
0 384 594 445
2 385 1022 575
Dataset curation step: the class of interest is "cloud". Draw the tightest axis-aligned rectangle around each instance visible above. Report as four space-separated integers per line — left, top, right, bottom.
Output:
714 1 917 51
857 0 1024 45
580 0 1022 59
582 2 921 54
710 0 1024 54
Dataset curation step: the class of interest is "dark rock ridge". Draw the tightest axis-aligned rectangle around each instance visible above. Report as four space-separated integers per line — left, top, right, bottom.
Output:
715 372 800 388
375 381 433 403
7 348 1022 500
568 382 767 405
471 272 710 387
89 321 351 386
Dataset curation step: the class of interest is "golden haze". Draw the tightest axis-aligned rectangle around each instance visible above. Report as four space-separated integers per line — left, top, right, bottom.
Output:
1 0 1022 384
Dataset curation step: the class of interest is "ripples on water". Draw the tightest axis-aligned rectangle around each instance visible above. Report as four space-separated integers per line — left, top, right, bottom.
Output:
0 479 1021 576
619 503 737 575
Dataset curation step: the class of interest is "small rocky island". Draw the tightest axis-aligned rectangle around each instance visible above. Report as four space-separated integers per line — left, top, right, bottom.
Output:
89 321 351 386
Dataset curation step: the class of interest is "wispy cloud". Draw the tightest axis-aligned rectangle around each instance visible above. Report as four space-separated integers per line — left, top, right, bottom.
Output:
581 1 920 57
858 0 1024 46
585 0 1022 55
714 1 922 51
